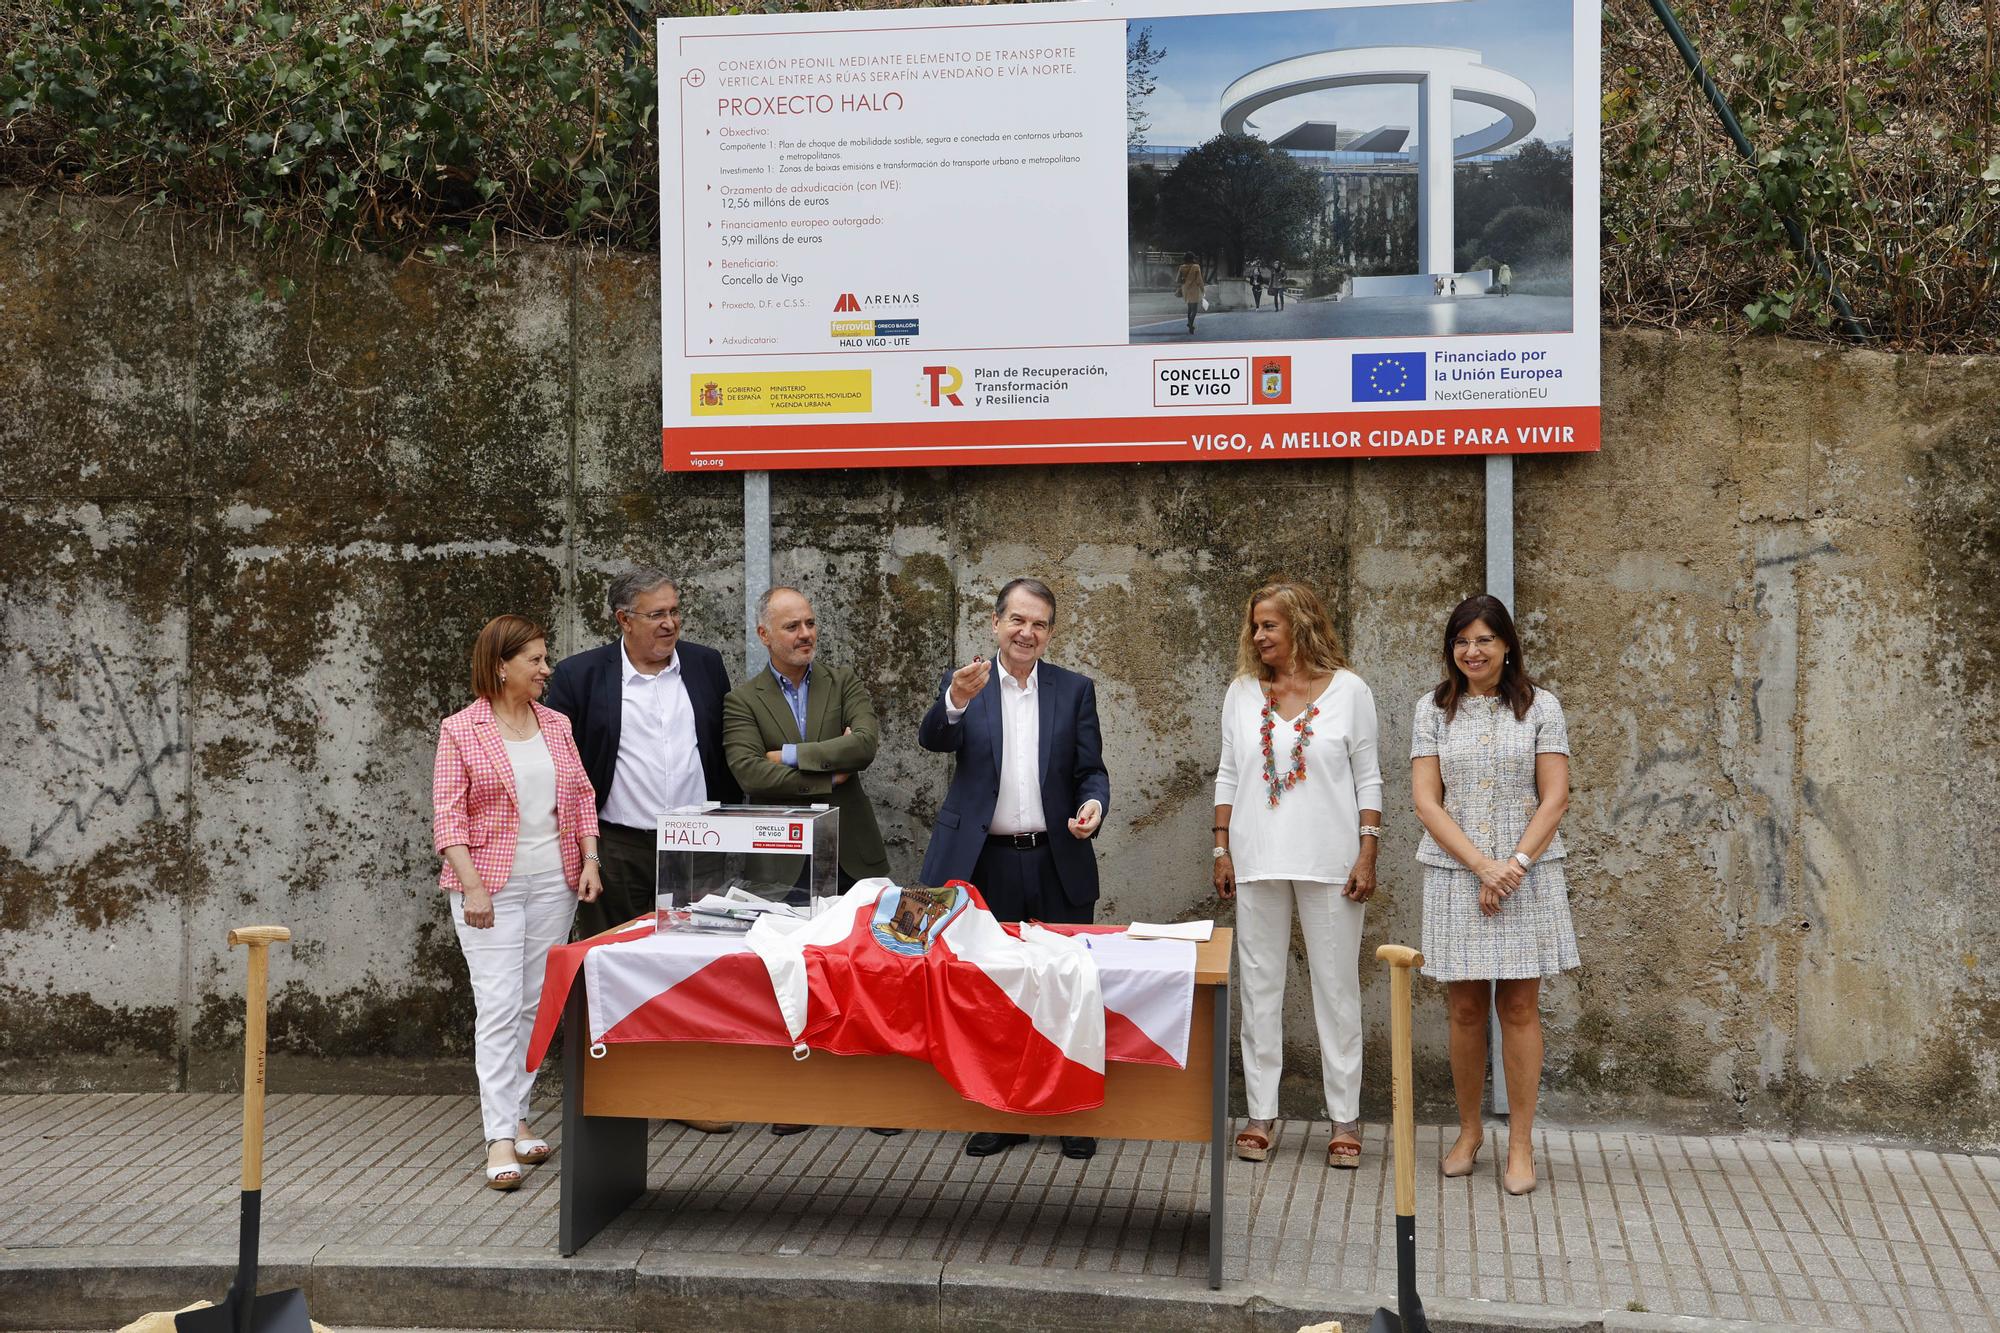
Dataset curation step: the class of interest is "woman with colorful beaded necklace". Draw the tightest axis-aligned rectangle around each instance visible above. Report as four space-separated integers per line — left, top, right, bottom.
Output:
1211 581 1383 1168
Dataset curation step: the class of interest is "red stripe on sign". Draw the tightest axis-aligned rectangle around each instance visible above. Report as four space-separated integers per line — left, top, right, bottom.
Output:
664 408 1599 472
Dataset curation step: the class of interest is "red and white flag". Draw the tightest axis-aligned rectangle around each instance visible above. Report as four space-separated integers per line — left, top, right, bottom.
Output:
524 895 1197 1088
746 879 1106 1115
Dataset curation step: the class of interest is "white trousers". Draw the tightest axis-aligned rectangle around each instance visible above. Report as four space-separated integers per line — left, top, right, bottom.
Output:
452 865 577 1142
1235 877 1365 1122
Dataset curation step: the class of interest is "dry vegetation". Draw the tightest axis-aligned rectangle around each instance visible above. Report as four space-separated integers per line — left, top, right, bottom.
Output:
1604 0 2000 348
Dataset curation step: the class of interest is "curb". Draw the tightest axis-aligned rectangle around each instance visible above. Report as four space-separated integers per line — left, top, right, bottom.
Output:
0 1246 1850 1333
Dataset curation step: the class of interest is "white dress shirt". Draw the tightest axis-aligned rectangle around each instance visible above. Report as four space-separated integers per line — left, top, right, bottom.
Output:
599 643 706 828
990 666 1045 834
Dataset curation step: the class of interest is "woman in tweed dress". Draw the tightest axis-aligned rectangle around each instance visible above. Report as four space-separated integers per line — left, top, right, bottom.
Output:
1410 594 1576 1196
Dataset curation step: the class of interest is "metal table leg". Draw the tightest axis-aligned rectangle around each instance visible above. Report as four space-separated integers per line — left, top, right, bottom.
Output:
1209 979 1229 1290
559 979 647 1256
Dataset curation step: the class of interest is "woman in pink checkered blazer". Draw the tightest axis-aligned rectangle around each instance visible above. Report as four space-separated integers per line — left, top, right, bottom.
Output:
433 614 602 1190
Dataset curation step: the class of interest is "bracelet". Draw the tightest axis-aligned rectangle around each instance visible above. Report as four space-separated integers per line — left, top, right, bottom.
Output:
584 852 601 864
1358 826 1382 838
1212 826 1228 832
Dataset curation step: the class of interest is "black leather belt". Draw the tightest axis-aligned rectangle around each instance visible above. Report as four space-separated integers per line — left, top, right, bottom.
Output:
986 831 1048 849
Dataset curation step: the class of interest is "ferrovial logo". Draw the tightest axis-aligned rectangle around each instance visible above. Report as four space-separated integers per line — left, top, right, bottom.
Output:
833 293 861 312
921 366 964 407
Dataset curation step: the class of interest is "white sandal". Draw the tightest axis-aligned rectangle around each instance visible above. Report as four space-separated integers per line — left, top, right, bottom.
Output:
484 1141 523 1191
515 1136 552 1165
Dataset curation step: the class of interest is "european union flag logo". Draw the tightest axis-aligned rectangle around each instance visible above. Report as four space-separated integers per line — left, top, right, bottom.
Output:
1351 352 1427 402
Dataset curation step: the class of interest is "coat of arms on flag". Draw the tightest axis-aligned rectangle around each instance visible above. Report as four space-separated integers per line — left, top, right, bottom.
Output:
871 883 967 956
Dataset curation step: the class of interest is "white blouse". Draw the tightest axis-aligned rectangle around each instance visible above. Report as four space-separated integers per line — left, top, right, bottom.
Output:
504 733 564 879
1214 669 1384 886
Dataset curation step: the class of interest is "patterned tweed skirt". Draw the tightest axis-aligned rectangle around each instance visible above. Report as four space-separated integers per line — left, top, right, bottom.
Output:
1419 859 1581 982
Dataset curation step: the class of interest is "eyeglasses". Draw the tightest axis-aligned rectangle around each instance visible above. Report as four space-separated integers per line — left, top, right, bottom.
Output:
626 608 681 624
1452 635 1500 651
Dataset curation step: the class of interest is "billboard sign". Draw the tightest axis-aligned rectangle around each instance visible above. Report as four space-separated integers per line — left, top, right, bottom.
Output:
660 0 1599 471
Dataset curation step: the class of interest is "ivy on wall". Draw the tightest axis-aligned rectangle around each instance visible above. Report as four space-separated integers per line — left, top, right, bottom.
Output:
4 0 1998 348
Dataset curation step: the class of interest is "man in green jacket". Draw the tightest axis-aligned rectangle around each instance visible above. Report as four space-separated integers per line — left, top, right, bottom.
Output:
725 585 901 1140
723 585 893 893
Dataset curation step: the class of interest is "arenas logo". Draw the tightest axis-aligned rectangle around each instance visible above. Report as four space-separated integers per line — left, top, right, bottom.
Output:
833 291 921 312
831 290 922 340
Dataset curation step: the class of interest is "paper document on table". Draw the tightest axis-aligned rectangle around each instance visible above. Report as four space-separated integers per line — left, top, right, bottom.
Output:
1125 920 1214 943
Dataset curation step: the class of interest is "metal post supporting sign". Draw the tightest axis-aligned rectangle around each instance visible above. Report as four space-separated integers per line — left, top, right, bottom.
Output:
1484 453 1513 1114
743 471 772 677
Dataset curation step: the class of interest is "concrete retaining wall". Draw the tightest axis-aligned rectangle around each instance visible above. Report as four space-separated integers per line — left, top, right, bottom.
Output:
3 192 1995 1147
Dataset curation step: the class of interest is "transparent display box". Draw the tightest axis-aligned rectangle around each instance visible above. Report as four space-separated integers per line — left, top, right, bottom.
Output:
655 804 840 932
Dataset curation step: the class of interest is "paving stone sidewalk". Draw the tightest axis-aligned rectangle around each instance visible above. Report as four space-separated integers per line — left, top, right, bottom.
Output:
1 1093 1995 1332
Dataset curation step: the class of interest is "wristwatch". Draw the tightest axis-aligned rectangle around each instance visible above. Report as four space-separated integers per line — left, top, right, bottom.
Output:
1212 846 1231 860
1512 851 1532 871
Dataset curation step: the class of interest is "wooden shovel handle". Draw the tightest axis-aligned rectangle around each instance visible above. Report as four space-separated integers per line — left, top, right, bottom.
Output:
1377 942 1423 1218
1375 943 1422 969
229 925 291 1191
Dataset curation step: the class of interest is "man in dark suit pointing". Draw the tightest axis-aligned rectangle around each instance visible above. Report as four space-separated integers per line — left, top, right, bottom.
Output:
918 577 1109 1160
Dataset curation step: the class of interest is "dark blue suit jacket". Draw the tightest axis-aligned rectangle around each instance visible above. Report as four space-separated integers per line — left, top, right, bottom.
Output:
544 638 741 818
916 660 1109 907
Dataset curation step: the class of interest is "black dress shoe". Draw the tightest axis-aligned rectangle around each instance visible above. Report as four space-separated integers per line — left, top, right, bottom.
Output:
1060 1136 1097 1160
867 1127 903 1136
964 1131 1029 1157
770 1123 810 1136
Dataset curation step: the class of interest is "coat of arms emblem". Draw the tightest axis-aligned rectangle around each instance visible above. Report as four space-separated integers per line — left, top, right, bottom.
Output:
870 884 967 957
700 380 722 406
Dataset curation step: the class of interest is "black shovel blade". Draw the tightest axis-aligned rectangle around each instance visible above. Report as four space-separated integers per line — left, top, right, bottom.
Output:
1366 1292 1431 1333
1367 1302 1431 1333
173 1286 313 1333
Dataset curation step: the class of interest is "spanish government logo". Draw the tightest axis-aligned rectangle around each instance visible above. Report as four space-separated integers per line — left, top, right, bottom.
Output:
870 884 968 957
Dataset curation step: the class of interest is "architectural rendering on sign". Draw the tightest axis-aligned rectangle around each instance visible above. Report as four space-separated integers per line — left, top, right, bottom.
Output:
1127 1 1578 344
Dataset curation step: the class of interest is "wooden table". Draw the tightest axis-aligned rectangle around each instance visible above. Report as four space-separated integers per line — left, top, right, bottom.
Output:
557 927 1233 1288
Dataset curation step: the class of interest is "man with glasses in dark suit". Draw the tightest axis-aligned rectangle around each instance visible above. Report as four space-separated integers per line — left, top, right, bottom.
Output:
545 565 741 1133
547 566 740 933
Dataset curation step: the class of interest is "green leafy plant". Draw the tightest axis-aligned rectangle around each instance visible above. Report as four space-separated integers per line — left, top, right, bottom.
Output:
1 0 672 257
3 0 1997 349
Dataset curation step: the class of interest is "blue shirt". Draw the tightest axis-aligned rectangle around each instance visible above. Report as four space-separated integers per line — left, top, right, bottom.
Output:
773 662 812 766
